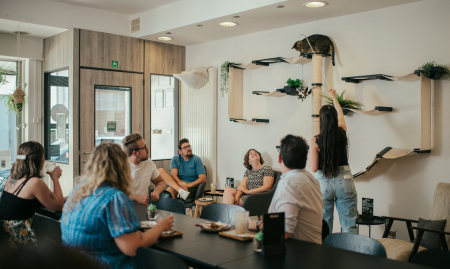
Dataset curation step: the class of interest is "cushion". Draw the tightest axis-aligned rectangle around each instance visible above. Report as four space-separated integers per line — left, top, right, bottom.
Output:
377 238 427 261
415 218 447 250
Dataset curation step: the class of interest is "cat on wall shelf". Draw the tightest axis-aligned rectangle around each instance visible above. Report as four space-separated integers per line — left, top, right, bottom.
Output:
292 34 335 66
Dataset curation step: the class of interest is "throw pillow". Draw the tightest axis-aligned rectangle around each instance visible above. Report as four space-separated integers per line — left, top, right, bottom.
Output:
415 218 447 250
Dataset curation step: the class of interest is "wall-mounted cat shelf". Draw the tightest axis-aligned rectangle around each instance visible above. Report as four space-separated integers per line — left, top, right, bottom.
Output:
229 118 269 124
252 87 299 97
342 74 395 83
342 106 393 115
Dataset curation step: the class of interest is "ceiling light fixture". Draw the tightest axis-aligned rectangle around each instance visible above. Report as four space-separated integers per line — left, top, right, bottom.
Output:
14 31 29 35
304 2 327 8
197 24 203 27
276 5 285 8
233 16 240 18
157 36 172 41
219 22 237 27
165 32 172 34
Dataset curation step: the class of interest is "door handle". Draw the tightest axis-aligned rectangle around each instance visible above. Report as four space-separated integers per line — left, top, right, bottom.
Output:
82 152 91 155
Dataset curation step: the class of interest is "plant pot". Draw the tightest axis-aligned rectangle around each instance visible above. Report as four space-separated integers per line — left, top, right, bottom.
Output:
253 238 263 252
147 209 157 220
342 108 350 115
283 86 298 96
415 67 446 80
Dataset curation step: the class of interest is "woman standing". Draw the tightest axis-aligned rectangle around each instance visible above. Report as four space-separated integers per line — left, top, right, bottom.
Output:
309 88 358 234
61 142 173 269
223 149 274 206
0 141 65 246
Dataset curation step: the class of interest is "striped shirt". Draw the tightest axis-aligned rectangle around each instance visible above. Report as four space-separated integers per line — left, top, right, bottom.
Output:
61 185 140 269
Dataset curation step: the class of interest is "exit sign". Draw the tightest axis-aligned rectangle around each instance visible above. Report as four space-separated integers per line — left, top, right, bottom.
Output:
112 61 119 69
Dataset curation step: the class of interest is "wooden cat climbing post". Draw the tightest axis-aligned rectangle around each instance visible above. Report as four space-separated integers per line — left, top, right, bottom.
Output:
311 54 323 136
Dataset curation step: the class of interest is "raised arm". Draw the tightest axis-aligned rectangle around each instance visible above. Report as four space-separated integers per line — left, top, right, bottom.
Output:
329 88 347 131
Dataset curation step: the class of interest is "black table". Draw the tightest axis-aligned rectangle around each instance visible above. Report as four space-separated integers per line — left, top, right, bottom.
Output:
217 239 432 269
356 215 389 237
204 189 225 197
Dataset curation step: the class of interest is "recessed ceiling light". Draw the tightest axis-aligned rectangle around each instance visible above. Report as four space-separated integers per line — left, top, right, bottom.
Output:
165 32 172 34
14 31 29 35
157 36 172 41
304 2 327 8
276 5 285 8
233 15 240 18
219 22 238 27
197 24 203 27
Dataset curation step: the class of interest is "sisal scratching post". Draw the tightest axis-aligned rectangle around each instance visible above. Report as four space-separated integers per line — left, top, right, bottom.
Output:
228 67 244 119
420 73 432 151
311 54 323 136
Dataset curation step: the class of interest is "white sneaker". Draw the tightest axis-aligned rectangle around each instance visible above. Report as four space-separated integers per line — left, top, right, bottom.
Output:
178 189 190 200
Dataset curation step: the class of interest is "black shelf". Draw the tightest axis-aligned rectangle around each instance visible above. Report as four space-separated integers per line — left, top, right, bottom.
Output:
341 74 394 84
342 106 393 115
414 68 445 80
301 53 331 59
251 57 288 66
229 118 269 123
252 91 270 95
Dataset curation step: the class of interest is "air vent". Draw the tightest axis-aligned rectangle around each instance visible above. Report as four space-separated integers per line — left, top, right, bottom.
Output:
131 18 140 33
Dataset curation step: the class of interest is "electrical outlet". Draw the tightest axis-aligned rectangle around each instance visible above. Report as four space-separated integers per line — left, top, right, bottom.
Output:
33 118 41 124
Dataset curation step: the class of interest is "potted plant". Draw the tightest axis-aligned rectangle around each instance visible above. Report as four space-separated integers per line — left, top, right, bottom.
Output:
0 94 25 115
253 231 263 252
322 90 362 115
220 61 241 98
285 78 302 96
147 203 157 220
416 61 450 80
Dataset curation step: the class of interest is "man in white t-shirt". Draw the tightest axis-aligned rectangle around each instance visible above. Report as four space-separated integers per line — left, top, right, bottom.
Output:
249 135 323 244
122 133 189 206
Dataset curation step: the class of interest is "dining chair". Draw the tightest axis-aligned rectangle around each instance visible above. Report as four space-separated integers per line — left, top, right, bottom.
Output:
200 203 245 225
242 171 281 216
154 198 185 214
32 213 62 245
323 233 387 258
136 247 188 269
411 249 450 269
322 219 330 242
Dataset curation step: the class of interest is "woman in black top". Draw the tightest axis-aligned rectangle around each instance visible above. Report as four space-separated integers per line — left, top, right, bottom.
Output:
0 141 65 246
310 88 358 234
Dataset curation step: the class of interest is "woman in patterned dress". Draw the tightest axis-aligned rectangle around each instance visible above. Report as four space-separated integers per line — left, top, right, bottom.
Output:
0 141 65 247
223 149 274 206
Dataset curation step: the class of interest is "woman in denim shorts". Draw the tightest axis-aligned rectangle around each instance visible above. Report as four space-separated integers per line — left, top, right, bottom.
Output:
309 88 358 234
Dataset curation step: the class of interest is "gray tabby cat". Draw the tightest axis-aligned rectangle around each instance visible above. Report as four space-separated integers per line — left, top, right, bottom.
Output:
292 34 335 66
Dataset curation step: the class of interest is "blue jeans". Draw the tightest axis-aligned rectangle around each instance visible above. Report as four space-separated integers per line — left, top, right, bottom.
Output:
315 166 358 234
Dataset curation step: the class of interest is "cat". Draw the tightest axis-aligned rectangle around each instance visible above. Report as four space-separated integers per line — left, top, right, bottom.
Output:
292 34 335 66
387 231 396 239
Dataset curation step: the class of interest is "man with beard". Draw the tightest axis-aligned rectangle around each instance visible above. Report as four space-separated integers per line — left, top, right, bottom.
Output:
122 133 189 206
167 138 206 200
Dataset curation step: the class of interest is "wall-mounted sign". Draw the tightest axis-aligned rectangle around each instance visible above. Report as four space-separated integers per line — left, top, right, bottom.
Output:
112 61 119 69
107 121 117 132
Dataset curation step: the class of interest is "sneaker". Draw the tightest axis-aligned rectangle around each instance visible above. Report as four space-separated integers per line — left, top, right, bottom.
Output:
178 189 190 200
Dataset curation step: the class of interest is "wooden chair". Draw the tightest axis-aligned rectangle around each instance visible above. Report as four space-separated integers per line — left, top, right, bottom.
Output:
377 182 450 262
136 247 188 269
411 249 450 269
200 203 245 225
242 171 281 216
323 233 387 258
32 214 62 245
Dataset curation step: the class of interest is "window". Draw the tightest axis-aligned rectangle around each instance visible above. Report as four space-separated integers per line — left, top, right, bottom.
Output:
44 69 69 163
150 75 179 160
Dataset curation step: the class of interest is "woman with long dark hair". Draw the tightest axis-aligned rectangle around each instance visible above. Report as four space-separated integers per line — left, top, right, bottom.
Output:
309 88 357 234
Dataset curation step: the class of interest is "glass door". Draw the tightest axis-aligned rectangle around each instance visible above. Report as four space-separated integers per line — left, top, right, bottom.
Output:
95 86 131 146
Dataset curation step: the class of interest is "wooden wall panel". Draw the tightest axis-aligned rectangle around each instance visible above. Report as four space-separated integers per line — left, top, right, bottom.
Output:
80 30 144 72
72 29 80 177
43 29 72 72
144 41 185 141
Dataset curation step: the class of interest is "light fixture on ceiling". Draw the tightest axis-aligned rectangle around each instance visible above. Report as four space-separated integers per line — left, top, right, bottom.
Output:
304 2 327 8
276 5 285 8
197 24 203 27
14 31 29 35
165 32 172 34
157 36 172 41
219 22 238 27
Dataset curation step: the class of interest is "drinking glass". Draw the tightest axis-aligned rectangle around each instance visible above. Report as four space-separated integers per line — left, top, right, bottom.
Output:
45 162 56 172
156 211 174 234
234 211 249 237
211 183 217 193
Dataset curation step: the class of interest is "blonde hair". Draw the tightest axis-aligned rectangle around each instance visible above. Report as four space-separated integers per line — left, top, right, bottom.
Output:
11 141 44 180
65 142 132 211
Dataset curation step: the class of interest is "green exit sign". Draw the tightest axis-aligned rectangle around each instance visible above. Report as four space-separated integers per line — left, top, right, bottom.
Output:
112 61 119 69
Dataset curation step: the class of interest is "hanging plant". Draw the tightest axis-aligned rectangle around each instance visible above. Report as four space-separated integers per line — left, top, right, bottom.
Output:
220 61 241 98
0 69 7 86
322 90 362 110
0 94 25 115
417 61 450 80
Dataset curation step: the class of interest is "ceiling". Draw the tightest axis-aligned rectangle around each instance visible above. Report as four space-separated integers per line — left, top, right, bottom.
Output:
49 0 180 15
0 18 66 38
138 0 422 46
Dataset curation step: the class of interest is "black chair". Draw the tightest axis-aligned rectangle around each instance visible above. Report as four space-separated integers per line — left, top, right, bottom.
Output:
411 249 450 269
242 171 281 216
200 203 245 225
323 233 387 258
183 165 207 216
136 247 188 269
322 219 330 242
154 198 185 214
0 221 7 246
32 214 62 245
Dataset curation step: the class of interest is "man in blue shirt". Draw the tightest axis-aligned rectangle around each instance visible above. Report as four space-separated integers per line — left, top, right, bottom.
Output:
167 138 206 200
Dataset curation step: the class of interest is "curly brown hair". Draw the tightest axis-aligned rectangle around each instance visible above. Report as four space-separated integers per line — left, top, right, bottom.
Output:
122 133 142 157
243 149 264 170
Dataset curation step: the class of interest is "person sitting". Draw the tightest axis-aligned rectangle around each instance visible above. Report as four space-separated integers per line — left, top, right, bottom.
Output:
61 142 173 269
223 149 274 206
249 135 323 244
0 141 64 247
122 133 189 206
166 139 206 200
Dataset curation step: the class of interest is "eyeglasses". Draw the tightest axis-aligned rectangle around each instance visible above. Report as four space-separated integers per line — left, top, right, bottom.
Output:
134 145 148 152
181 145 191 150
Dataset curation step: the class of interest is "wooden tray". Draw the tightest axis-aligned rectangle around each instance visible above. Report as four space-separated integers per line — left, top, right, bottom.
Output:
161 230 183 239
219 230 255 241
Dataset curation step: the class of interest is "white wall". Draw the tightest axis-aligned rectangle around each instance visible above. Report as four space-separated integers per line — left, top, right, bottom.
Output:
0 33 43 59
186 0 450 239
